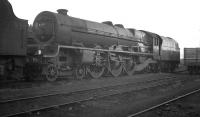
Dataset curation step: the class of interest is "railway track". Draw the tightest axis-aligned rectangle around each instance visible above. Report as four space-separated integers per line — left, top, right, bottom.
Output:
0 73 178 102
0 67 187 89
0 75 179 117
127 87 200 117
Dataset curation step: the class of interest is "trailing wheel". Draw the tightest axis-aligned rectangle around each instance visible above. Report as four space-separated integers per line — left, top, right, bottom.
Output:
74 65 86 80
46 64 58 81
87 65 105 79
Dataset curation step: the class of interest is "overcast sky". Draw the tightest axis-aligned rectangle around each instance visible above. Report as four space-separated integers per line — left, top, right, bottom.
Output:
9 0 200 58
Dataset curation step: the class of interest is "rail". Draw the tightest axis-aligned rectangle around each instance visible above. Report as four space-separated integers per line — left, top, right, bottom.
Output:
0 76 177 117
127 88 200 117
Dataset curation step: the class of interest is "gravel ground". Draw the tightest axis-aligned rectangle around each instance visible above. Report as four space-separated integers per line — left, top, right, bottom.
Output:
0 73 174 101
137 86 200 117
24 74 200 117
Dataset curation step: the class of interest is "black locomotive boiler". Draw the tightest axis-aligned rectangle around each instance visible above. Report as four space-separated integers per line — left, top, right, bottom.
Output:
0 0 180 81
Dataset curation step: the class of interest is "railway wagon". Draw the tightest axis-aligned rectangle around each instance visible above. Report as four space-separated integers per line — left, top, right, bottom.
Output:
0 0 28 80
184 48 200 74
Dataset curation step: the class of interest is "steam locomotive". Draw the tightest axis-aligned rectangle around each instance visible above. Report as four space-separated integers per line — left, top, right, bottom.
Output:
0 0 180 81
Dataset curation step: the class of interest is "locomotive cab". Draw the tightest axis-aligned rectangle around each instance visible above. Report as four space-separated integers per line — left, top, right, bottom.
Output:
153 35 162 60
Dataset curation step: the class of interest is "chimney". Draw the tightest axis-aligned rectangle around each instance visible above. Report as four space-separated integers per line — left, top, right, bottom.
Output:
57 9 68 15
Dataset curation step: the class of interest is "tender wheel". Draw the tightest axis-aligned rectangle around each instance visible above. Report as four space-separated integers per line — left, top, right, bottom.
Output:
145 64 152 73
46 64 58 81
108 57 122 77
148 64 154 73
124 58 136 76
152 63 160 73
87 65 105 79
157 63 161 73
74 65 86 80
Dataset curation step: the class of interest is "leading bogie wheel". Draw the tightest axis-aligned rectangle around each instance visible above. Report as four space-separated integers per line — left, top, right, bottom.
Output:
74 65 86 80
46 64 58 81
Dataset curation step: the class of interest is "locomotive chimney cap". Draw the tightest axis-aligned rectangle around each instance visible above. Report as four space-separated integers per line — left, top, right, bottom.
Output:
57 9 68 15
